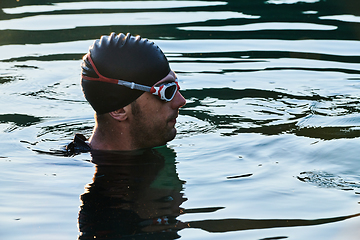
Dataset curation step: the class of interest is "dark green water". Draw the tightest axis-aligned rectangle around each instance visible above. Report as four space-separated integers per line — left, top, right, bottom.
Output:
1 0 360 239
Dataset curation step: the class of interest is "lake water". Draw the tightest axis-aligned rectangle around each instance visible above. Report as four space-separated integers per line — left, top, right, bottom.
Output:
1 0 360 239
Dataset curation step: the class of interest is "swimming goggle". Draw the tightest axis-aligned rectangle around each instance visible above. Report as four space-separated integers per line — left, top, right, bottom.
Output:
82 54 180 102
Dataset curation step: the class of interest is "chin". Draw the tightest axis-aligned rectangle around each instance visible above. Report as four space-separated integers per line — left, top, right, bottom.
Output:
159 129 176 146
168 128 177 141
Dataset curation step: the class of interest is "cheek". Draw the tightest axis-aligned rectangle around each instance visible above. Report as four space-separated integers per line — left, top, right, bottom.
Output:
138 94 170 122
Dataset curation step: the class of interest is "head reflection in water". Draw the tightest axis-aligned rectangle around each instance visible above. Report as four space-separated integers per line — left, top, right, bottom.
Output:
78 147 187 240
78 147 360 239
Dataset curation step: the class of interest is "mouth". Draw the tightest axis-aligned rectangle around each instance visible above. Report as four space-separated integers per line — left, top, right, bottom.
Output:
170 118 177 124
168 114 178 124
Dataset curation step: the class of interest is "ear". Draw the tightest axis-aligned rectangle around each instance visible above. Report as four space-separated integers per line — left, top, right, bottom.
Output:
109 108 128 122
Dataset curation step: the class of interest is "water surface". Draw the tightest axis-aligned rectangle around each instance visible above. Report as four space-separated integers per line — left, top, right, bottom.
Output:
1 0 360 239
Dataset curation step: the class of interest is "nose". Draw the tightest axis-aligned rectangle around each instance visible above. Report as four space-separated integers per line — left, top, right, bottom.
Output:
171 91 186 109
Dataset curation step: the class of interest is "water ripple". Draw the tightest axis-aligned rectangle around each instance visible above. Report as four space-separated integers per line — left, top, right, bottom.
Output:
298 171 360 191
3 1 228 14
0 11 252 31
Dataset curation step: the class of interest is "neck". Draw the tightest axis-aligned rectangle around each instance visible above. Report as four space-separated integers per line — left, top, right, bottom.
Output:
89 118 136 151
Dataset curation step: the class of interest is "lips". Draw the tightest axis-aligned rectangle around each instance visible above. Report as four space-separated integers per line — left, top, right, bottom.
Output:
169 117 177 124
168 114 178 124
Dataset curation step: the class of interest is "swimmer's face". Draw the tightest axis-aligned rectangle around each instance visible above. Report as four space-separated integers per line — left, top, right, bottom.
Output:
127 71 186 149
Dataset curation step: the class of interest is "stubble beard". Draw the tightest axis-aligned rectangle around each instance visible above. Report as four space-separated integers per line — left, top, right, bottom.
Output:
130 101 176 149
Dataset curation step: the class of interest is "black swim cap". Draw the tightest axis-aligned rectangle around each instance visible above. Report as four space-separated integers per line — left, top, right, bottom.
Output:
81 32 170 114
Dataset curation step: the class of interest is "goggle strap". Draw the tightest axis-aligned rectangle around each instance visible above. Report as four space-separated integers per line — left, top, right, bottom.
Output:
82 54 178 102
82 54 118 84
82 54 151 92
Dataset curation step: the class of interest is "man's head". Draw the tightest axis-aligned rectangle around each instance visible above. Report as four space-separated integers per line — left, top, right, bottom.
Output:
81 32 171 114
80 33 186 150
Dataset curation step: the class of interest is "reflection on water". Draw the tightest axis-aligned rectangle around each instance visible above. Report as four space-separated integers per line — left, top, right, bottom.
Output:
1 0 360 239
79 148 187 239
0 11 251 31
180 88 360 139
2 1 228 14
79 147 360 239
179 22 338 31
